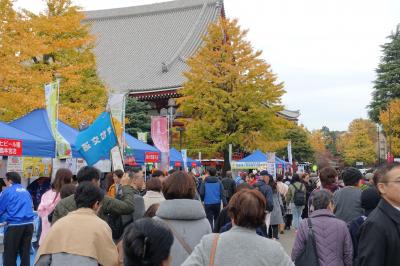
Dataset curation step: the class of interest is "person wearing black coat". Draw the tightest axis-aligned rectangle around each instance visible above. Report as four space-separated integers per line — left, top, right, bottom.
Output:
221 171 236 204
357 163 400 266
252 172 274 212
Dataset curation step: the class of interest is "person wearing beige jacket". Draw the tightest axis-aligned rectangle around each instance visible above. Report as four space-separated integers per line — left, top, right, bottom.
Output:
35 182 118 266
143 177 165 210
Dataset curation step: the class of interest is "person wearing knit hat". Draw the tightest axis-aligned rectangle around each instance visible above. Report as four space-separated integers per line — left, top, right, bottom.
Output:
332 167 364 223
348 187 381 262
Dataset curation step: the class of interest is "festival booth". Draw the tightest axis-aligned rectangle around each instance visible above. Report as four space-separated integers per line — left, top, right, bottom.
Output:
169 148 201 169
231 150 290 177
124 132 160 166
5 109 113 180
0 121 54 158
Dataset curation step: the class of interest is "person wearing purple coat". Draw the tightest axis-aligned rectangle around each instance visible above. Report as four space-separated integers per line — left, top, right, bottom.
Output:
292 189 353 266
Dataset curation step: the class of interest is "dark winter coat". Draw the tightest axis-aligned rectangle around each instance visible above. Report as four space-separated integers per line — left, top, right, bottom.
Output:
221 177 236 202
291 209 353 266
253 180 274 212
357 198 400 266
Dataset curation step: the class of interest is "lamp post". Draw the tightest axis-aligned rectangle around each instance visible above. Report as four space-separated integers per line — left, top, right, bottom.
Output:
176 127 185 150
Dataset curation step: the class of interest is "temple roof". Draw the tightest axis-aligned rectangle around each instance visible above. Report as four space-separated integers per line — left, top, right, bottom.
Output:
277 109 300 120
84 0 223 93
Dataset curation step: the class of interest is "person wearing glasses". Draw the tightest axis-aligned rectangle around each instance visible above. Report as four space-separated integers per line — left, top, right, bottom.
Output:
357 163 400 266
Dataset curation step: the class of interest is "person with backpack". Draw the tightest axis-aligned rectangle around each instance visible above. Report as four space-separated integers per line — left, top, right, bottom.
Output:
291 189 353 266
286 174 306 231
200 167 227 229
221 171 236 204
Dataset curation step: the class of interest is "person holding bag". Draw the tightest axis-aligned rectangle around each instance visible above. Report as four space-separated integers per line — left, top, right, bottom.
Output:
182 189 293 266
292 189 353 266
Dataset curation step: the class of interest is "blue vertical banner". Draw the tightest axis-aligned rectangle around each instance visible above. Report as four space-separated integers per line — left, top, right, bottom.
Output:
75 112 117 166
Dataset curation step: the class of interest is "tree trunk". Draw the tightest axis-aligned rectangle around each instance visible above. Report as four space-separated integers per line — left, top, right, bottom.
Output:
222 148 231 177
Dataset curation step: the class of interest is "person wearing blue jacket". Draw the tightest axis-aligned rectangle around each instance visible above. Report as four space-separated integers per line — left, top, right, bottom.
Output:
200 167 227 230
0 172 35 266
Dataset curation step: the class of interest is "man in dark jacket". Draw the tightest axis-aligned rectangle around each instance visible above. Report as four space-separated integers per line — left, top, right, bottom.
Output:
200 167 227 230
52 166 135 224
253 170 274 236
253 170 274 212
221 171 236 203
357 163 400 266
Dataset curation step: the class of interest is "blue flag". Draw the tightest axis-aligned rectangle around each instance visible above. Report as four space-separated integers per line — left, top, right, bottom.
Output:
75 112 117 166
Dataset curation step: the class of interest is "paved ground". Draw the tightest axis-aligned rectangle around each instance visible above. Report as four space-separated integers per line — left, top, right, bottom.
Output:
278 228 296 255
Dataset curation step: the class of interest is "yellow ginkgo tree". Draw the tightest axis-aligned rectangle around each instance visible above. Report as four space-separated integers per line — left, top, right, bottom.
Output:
0 0 107 128
178 18 288 169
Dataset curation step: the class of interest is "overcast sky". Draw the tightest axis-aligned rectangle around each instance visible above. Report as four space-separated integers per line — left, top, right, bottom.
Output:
15 0 400 131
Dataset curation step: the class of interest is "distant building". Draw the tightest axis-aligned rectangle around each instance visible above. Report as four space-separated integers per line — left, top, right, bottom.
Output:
85 0 300 122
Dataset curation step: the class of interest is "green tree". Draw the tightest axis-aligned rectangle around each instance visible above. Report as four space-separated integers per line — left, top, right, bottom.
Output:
368 24 400 122
339 119 377 166
178 18 288 171
279 126 314 162
125 98 151 139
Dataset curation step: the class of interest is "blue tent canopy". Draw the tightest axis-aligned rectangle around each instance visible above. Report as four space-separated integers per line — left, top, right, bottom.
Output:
237 150 288 166
238 150 267 163
169 148 200 167
9 109 84 158
0 121 55 157
124 133 160 164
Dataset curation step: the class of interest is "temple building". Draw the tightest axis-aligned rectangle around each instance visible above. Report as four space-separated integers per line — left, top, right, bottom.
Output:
85 0 300 123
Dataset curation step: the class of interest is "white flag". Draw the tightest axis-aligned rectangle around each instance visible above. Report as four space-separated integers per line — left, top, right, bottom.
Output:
287 141 293 164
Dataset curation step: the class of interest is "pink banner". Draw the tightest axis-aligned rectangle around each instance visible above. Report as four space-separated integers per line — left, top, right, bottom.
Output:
151 116 169 152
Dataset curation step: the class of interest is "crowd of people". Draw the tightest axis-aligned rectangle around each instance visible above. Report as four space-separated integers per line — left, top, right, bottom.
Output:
0 162 400 266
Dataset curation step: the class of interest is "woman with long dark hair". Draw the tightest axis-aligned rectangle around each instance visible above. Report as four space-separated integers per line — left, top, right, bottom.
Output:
37 168 72 245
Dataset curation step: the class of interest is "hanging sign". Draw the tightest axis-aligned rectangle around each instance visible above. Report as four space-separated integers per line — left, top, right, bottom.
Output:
145 152 159 163
0 138 22 156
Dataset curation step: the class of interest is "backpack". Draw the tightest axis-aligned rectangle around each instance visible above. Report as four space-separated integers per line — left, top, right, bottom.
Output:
107 212 124 240
293 183 306 206
295 218 319 266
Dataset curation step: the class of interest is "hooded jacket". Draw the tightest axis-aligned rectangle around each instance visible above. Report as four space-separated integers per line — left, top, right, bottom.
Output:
154 199 211 266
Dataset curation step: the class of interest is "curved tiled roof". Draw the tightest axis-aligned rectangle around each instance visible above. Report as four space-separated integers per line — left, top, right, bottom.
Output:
277 109 300 120
84 0 223 93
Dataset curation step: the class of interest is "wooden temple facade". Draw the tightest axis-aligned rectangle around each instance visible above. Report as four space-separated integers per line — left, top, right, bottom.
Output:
85 0 300 124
